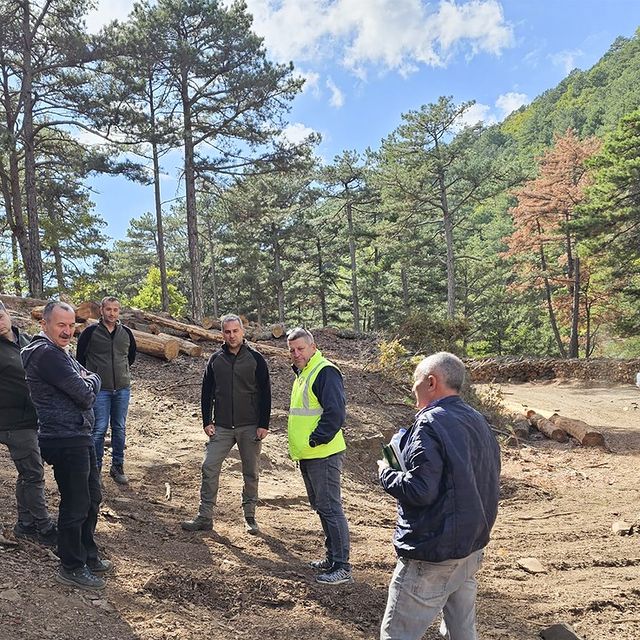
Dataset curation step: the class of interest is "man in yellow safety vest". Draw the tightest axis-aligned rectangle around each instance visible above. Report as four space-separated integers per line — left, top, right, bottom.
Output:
287 327 352 586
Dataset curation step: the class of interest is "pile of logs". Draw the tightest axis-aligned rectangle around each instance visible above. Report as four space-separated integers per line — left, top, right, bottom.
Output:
29 303 292 362
508 411 606 448
467 356 640 385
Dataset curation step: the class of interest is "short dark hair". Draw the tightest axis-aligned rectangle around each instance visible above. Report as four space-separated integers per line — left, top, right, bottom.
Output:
220 313 244 329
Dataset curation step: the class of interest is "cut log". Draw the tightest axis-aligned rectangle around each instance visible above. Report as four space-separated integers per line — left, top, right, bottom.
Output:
157 333 203 357
511 416 531 440
135 311 224 343
202 316 221 331
129 329 179 361
0 294 49 308
526 410 569 443
31 306 45 320
124 320 159 335
75 301 101 321
271 323 286 339
549 414 606 447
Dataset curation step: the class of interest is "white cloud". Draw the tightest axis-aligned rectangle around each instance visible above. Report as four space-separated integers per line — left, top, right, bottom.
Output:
549 49 583 74
495 91 528 118
280 122 318 144
296 69 321 96
457 102 496 128
85 0 133 32
326 78 345 108
245 0 514 75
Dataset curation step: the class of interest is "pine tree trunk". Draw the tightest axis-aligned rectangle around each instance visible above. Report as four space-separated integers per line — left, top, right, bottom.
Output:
181 76 203 323
346 201 360 333
11 234 22 295
21 1 43 298
438 168 455 319
204 215 219 318
272 223 285 324
149 73 170 313
568 257 580 358
316 237 328 327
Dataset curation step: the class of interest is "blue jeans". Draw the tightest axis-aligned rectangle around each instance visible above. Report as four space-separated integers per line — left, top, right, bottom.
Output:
40 444 102 570
300 452 350 569
93 387 130 469
380 549 484 640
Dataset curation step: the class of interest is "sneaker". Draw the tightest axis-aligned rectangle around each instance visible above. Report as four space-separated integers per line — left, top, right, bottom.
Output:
181 515 213 531
110 464 129 485
37 524 58 548
309 558 333 572
87 558 113 574
315 566 354 585
13 522 38 541
56 565 105 591
244 517 260 535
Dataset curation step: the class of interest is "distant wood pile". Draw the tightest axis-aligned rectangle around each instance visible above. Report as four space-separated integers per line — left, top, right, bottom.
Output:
508 411 607 448
467 356 640 385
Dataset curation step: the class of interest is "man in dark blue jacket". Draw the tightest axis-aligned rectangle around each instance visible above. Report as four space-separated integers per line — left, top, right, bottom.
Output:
22 301 110 591
378 352 500 640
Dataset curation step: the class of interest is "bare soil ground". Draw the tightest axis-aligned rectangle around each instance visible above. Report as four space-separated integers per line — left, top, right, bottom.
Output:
1 338 639 640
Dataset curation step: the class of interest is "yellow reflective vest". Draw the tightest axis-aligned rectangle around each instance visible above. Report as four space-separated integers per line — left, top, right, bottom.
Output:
288 349 346 461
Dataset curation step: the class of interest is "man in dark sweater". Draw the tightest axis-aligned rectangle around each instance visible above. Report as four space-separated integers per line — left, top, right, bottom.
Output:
182 314 271 534
22 301 110 591
378 352 500 640
0 301 56 547
76 296 136 484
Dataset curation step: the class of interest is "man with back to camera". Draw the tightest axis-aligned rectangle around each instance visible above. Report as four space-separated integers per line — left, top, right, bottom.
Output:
0 301 57 547
22 301 111 591
378 351 500 640
76 296 136 485
286 327 352 586
182 314 271 535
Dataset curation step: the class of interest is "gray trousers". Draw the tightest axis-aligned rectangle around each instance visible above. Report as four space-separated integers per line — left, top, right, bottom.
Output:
0 429 51 530
198 425 261 519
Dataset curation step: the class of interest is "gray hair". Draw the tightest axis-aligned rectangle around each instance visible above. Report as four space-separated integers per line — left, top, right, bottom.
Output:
101 296 120 307
286 327 314 345
220 313 244 329
42 301 75 322
414 352 466 392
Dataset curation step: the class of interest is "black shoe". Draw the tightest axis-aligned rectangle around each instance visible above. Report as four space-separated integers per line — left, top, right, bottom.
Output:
110 464 129 485
13 522 38 541
87 558 113 574
56 565 105 591
37 524 58 548
309 557 333 572
181 516 213 531
244 517 260 535
316 566 354 585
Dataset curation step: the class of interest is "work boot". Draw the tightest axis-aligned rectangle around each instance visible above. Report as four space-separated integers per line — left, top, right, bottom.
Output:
244 516 260 535
13 522 38 542
56 565 105 591
309 557 332 572
110 464 129 485
37 524 58 549
181 515 213 531
316 566 354 585
87 558 113 574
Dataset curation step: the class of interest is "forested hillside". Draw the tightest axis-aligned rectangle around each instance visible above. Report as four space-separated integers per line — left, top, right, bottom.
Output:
1 1 639 358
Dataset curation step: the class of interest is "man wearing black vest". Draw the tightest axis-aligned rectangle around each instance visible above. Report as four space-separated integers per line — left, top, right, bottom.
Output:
378 352 500 640
0 301 57 547
77 296 136 484
182 314 271 535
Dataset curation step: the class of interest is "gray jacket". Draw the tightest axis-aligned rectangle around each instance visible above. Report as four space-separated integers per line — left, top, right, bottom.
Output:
21 335 101 445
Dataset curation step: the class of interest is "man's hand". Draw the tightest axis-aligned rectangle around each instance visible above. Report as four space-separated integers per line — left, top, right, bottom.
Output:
256 427 268 440
377 458 390 473
204 424 215 437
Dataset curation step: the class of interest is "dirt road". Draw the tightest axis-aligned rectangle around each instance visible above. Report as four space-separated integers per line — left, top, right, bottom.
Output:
1 350 639 640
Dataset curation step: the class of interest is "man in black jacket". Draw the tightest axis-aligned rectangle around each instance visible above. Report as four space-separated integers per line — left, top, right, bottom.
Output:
0 302 56 547
182 314 271 535
22 301 110 591
378 352 500 640
76 296 136 484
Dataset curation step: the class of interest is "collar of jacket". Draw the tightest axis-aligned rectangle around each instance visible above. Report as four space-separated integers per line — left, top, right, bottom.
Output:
291 348 324 377
222 340 247 355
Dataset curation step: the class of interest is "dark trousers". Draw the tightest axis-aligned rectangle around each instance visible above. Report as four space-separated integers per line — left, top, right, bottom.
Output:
300 452 350 568
0 429 51 530
40 444 102 570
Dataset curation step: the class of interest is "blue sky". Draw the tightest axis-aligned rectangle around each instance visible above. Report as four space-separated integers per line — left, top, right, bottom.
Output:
85 0 640 241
